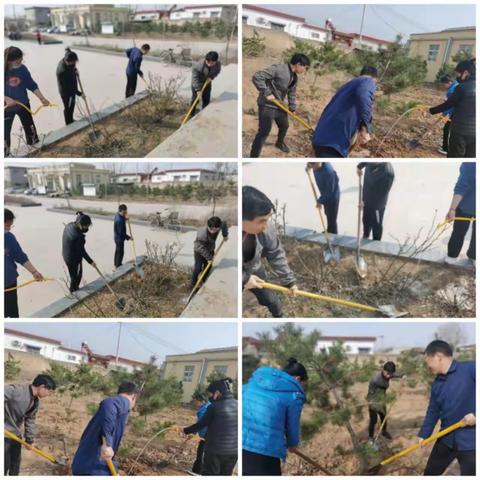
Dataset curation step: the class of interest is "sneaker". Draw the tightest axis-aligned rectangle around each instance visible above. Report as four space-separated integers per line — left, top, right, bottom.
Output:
444 256 459 265
275 141 290 154
382 431 393 440
437 147 448 155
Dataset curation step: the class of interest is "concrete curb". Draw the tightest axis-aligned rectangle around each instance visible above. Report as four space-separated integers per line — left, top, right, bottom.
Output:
29 256 147 318
285 225 472 270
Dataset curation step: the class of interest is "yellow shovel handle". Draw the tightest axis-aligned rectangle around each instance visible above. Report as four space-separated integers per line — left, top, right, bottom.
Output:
181 78 211 126
271 99 314 131
262 281 378 313
107 459 118 476
306 169 331 243
4 278 55 292
4 429 56 463
191 238 226 293
437 217 476 229
381 420 466 466
4 100 57 115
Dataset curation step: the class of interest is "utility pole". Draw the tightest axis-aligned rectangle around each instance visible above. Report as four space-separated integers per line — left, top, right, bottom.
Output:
115 323 123 367
358 4 366 49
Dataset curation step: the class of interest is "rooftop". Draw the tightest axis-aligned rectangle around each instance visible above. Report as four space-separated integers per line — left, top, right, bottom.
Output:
243 5 306 23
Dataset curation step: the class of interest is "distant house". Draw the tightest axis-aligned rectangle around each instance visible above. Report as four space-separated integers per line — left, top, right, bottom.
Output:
170 5 237 24
4 166 28 189
112 173 146 185
150 168 224 184
131 10 170 23
24 6 51 28
351 33 392 52
316 336 377 355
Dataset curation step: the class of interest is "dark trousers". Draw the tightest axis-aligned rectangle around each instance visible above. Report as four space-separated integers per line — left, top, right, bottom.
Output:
368 407 387 438
126 74 138 98
4 106 39 155
114 240 125 268
5 437 22 475
363 206 386 240
442 121 451 151
201 450 237 476
190 84 212 116
5 282 19 318
191 253 210 289
447 208 475 260
424 441 475 476
249 267 283 317
313 145 343 157
323 198 339 234
250 106 289 158
66 261 83 293
448 131 476 158
61 94 76 125
192 441 205 474
243 450 282 476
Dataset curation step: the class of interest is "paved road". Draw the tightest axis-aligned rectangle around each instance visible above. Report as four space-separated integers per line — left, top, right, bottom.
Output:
243 162 471 249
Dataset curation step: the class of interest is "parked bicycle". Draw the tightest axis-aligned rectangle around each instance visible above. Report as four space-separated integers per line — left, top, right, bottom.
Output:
148 209 183 232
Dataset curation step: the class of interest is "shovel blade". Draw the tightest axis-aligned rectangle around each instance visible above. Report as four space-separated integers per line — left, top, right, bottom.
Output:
367 464 383 475
115 297 127 311
323 247 341 264
135 266 145 279
355 255 368 278
377 305 408 318
88 129 103 142
406 139 420 150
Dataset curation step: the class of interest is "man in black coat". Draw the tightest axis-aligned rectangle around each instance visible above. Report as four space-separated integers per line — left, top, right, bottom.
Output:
357 162 395 241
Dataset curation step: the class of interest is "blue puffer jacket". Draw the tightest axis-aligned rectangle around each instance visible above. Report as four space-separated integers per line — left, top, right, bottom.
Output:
243 367 306 460
197 401 211 439
454 162 476 216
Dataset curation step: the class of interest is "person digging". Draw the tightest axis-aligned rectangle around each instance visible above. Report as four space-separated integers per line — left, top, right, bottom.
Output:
4 208 44 318
312 65 378 157
72 382 139 475
182 378 238 476
190 51 221 118
418 340 475 475
113 204 132 269
367 361 404 442
191 216 228 289
242 186 298 318
250 53 311 157
4 374 57 476
357 162 395 241
62 212 96 293
125 44 150 98
191 392 211 474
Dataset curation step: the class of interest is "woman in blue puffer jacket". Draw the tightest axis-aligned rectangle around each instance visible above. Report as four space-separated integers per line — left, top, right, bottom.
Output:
243 357 308 475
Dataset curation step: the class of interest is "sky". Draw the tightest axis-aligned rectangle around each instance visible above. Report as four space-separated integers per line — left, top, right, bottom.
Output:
243 322 476 350
261 4 475 42
5 322 238 364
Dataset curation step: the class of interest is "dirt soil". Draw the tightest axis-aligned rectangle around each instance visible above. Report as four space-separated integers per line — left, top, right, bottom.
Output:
35 95 187 158
242 56 446 158
243 238 475 318
283 382 461 476
64 261 191 318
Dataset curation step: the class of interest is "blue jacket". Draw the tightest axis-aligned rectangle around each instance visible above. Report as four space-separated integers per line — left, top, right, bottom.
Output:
113 213 129 242
443 81 459 118
243 367 306 460
125 48 143 77
418 360 475 451
197 401 211 439
454 162 475 216
4 231 29 287
313 163 340 205
5 65 39 107
72 395 131 475
313 76 376 157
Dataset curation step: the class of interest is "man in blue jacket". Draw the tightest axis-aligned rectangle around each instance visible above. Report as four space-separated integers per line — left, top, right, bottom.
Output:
191 392 211 474
307 162 340 234
72 382 139 475
312 65 378 157
444 162 475 266
418 340 475 475
113 204 131 269
437 75 459 155
4 208 44 318
125 44 150 98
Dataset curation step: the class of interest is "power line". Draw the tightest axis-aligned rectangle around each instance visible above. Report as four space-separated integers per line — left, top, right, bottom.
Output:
125 324 189 355
370 6 404 37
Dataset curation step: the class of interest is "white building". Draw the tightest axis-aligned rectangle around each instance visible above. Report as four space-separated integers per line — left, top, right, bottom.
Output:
351 33 391 52
151 168 222 184
316 336 377 355
242 5 306 37
112 173 145 185
131 10 169 23
170 4 237 23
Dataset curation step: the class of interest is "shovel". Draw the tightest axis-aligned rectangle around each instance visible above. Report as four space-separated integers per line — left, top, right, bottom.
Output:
306 168 341 263
368 420 466 475
4 278 55 292
77 71 103 142
289 447 333 476
92 264 126 311
270 99 314 132
127 219 145 279
4 429 67 466
181 78 211 126
262 281 407 317
355 175 367 278
406 114 449 150
437 216 476 229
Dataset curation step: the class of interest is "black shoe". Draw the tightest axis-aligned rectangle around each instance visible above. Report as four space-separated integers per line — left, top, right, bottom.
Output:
275 141 290 153
382 431 392 440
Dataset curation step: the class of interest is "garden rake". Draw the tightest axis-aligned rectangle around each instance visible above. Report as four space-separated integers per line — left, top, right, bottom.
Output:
181 78 211 126
306 168 340 263
127 219 145 278
368 420 466 475
355 174 367 278
261 282 407 317
92 264 126 311
4 430 67 466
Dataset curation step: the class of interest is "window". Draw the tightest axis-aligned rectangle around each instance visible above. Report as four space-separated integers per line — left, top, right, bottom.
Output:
427 44 440 62
183 365 195 382
211 12 219 18
358 347 371 354
67 355 77 361
25 344 41 354
270 22 286 31
193 12 201 18
213 365 228 376
242 15 248 23
311 32 320 39
256 17 267 26
458 44 473 56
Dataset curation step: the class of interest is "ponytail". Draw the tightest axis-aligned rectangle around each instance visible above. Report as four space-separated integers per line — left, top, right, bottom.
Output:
283 357 308 381
64 47 79 63
4 46 23 76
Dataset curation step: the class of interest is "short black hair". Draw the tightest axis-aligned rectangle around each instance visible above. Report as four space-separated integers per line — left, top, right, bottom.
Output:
119 204 127 212
360 65 378 77
455 59 475 75
424 340 453 357
207 377 233 395
290 53 310 66
117 381 139 395
440 75 452 83
5 208 15 223
32 374 56 390
141 44 151 51
383 361 396 373
77 214 92 227
192 392 208 402
283 357 308 381
207 216 222 228
242 186 275 221
205 51 219 62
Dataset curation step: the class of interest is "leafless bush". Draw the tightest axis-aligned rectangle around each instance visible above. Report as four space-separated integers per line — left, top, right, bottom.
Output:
145 239 183 267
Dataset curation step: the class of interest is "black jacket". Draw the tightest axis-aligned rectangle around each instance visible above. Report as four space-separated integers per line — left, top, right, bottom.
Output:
430 75 476 137
62 222 93 265
194 222 228 260
184 392 238 455
358 162 395 210
56 59 81 98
